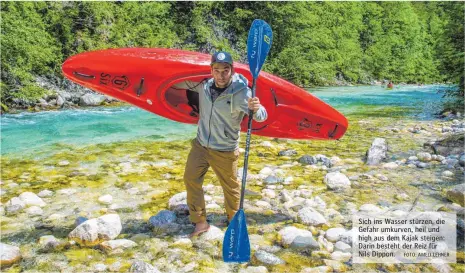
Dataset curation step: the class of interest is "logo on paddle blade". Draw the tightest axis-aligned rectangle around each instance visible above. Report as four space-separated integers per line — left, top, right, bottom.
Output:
250 29 259 60
264 35 271 44
228 229 235 258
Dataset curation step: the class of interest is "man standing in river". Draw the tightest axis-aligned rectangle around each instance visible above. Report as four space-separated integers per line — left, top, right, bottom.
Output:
175 51 267 237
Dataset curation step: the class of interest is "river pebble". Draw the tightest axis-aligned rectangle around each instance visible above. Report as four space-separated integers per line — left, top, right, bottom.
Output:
325 228 346 242
0 243 21 267
68 214 122 246
324 172 351 190
298 207 327 226
366 138 387 165
254 250 285 265
18 192 46 207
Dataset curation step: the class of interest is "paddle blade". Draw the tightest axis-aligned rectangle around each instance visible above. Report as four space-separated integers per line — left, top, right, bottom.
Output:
222 209 250 263
247 19 273 79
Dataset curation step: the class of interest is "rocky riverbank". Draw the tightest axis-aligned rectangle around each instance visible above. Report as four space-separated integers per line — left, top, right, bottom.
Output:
1 112 464 272
3 77 454 117
1 77 124 114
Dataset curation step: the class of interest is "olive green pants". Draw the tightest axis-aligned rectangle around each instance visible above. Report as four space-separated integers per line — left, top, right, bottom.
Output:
183 138 240 223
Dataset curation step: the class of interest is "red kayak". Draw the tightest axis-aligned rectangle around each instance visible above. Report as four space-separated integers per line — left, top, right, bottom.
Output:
62 48 348 140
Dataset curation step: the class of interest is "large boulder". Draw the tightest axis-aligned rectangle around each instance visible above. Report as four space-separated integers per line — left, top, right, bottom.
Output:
297 208 327 226
325 228 347 242
254 250 285 265
130 260 161 273
79 93 105 106
0 243 21 267
264 175 283 185
56 95 65 107
330 251 352 262
366 138 387 165
100 239 137 253
18 192 46 207
148 210 177 229
324 172 351 190
168 192 189 215
38 235 63 251
279 226 319 249
68 214 122 246
298 155 317 165
446 184 465 206
5 197 26 215
278 149 297 157
199 225 224 242
424 134 464 156
417 152 432 162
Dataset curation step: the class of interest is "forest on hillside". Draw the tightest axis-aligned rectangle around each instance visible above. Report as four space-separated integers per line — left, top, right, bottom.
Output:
1 1 463 111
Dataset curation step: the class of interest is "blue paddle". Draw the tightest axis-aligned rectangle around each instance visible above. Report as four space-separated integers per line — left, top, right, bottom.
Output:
223 19 273 263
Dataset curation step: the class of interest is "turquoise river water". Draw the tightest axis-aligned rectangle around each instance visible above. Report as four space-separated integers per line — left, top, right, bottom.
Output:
0 85 449 157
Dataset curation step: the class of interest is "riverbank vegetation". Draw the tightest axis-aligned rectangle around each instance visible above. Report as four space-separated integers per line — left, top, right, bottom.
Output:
1 2 463 112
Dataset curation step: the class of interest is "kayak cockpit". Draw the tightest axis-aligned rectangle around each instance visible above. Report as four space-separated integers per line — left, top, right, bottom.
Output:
163 76 209 122
165 87 200 118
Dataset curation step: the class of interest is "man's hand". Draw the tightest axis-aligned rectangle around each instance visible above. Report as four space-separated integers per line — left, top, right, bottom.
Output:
248 97 262 113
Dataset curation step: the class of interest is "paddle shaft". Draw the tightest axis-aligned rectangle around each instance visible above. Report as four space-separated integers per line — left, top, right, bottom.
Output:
239 78 257 210
222 19 272 263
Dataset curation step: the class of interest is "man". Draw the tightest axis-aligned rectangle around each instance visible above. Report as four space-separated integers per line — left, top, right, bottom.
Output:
175 51 267 237
387 81 394 89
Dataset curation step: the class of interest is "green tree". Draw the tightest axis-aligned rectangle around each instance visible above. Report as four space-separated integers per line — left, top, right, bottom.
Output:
1 2 62 103
437 2 464 113
0 1 463 109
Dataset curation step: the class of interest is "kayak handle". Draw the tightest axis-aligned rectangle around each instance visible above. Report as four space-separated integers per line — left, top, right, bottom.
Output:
328 124 339 138
137 78 145 97
270 88 278 106
73 71 95 79
251 124 268 131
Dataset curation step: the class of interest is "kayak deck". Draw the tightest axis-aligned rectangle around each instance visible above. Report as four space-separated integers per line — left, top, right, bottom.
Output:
62 48 348 140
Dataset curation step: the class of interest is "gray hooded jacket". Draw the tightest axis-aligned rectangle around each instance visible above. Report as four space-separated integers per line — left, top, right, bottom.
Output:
176 73 267 151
